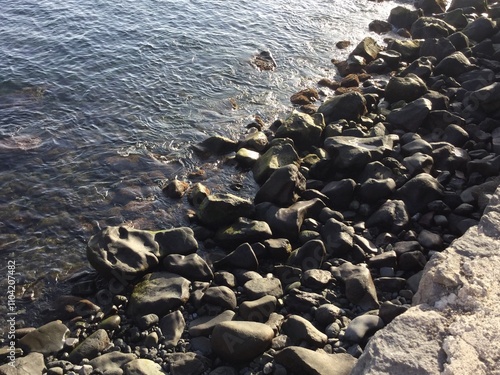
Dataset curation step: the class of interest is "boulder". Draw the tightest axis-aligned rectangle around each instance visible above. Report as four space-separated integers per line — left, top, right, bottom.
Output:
197 193 254 228
202 286 237 310
358 178 397 203
387 98 432 133
160 310 185 348
214 218 272 249
343 315 385 344
254 164 306 206
388 6 422 30
87 226 159 279
252 138 300 184
155 227 198 257
243 277 283 299
349 37 382 62
213 242 259 271
0 352 45 375
395 173 443 215
386 40 423 62
275 111 325 151
434 51 476 78
317 92 367 124
281 315 328 346
384 74 428 104
419 38 456 63
239 295 277 322
163 253 213 282
464 82 500 115
68 329 111 364
321 218 355 256
366 200 410 233
338 262 379 310
448 0 488 13
321 178 356 210
275 347 356 375
251 50 277 71
415 0 447 15
287 239 326 271
18 320 69 356
189 310 236 337
163 179 189 199
410 17 456 39
194 135 238 156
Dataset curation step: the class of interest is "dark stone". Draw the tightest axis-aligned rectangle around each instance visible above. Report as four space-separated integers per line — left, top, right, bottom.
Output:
252 139 300 184
420 38 456 63
321 179 356 210
379 301 409 324
434 51 476 78
374 277 407 292
366 200 409 233
369 20 393 34
317 92 367 123
194 135 238 156
388 6 422 30
321 218 355 256
284 289 329 312
18 320 69 356
290 88 320 105
343 315 385 344
358 178 396 203
315 304 344 326
275 347 356 375
399 250 427 271
462 16 496 42
251 50 277 71
189 310 236 337
213 242 259 271
338 262 379 310
197 193 254 228
202 286 237 310
415 0 447 15
410 17 456 39
243 277 283 299
68 329 110 364
155 227 199 257
282 315 327 346
368 250 397 268
160 310 185 348
214 218 272 249
350 37 382 62
275 111 324 151
254 164 306 206
387 98 432 133
387 40 423 62
394 173 443 215
239 295 277 322
163 253 213 281
384 73 428 104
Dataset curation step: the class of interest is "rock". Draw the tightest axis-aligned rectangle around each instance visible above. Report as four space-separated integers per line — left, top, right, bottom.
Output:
209 367 238 375
321 218 355 256
415 0 447 14
264 238 292 260
321 179 356 210
194 135 238 156
123 358 167 375
288 239 326 271
379 301 409 325
235 147 260 167
317 92 367 124
395 173 443 215
387 98 432 133
387 39 423 62
434 51 475 78
252 139 300 184
87 226 159 279
281 315 328 346
448 0 488 12
159 310 185 348
403 152 434 175
358 178 396 203
137 313 159 330
239 295 277 322
410 17 456 39
302 269 332 289
374 277 407 292
464 82 500 115
243 277 283 299
255 164 306 206
68 329 110 364
275 346 356 375
384 74 428 104
240 130 268 152
155 227 198 257
369 20 393 34
18 320 69 355
210 321 274 362
0 352 45 375
399 250 427 271
366 200 410 233
350 37 382 62
97 314 121 331
163 253 213 281
419 38 456 63
417 229 443 249
339 262 379 310
202 286 237 310
213 242 259 271
284 289 330 312
215 219 272 249
89 352 137 373
368 251 397 269
251 51 277 71
163 179 189 199
197 193 254 228
290 88 320 105
462 16 496 42
167 352 211 375
276 111 325 151
315 304 344 326
388 6 422 30
48 296 101 321
127 272 191 318
343 315 385 344
189 310 236 337
188 183 211 208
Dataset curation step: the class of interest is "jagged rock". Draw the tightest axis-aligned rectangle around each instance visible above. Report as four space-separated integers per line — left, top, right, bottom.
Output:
410 17 456 39
155 227 198 257
197 193 254 228
239 295 277 322
388 6 422 30
350 37 382 62
254 164 306 206
18 320 69 356
127 272 191 318
213 242 259 270
68 329 110 364
343 315 385 344
395 173 443 215
251 51 277 71
275 347 356 375
366 200 410 233
252 138 300 184
123 358 167 375
87 226 159 279
163 253 213 281
210 321 274 362
214 218 272 249
317 91 367 124
399 56 434 79
338 262 379 310
384 73 428 104
434 51 476 78
188 183 211 208
159 310 185 348
189 310 236 337
163 179 189 198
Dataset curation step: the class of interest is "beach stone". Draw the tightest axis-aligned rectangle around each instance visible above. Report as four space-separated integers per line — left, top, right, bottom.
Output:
315 304 343 326
321 218 355 256
366 200 409 233
275 346 356 375
432 144 469 172
339 262 379 310
358 178 396 203
214 242 259 271
418 229 443 249
317 91 367 123
387 98 432 133
343 315 385 344
447 31 469 50
240 130 268 152
255 164 306 206
197 193 254 228
275 111 324 151
284 288 329 312
137 313 159 330
281 315 328 346
264 238 292 260
388 6 421 30
188 183 211 208
442 124 469 146
0 352 45 375
48 296 102 321
395 173 443 215
374 277 407 292
127 272 190 318
189 310 236 337
384 73 428 104
399 56 434 80
239 295 277 322
302 269 332 289
18 320 69 355
434 51 475 78
324 136 394 170
399 250 427 271
350 37 382 62
87 226 159 279
97 314 121 331
368 251 397 269
288 239 326 271
243 277 283 299
123 358 166 375
379 301 409 324
163 253 213 281
89 352 137 373
410 17 455 39
420 38 456 63
155 227 198 257
464 82 500 115
369 20 392 34
415 0 446 15
202 286 237 310
167 352 211 375
387 39 423 62
68 329 110 364
214 218 272 249
321 179 356 210
448 0 487 12
159 310 185 348
462 16 496 42
290 88 320 105
403 152 434 175
252 139 300 184
235 147 260 167
393 241 423 256
163 179 189 199
210 321 274 362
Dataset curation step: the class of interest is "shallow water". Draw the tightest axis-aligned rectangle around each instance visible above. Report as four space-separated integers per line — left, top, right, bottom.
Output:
0 0 405 327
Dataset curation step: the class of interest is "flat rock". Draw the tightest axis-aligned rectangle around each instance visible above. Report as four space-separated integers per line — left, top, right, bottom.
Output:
154 227 198 257
189 310 236 337
243 277 283 299
214 218 272 249
210 321 274 362
18 320 69 355
197 193 254 228
275 346 356 375
239 295 277 322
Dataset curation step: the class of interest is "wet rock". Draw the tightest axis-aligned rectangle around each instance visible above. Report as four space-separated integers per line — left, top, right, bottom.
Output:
48 296 102 321
87 226 159 279
88 352 137 373
290 88 320 105
410 17 456 39
276 111 325 151
163 179 189 199
338 262 379 310
366 200 410 233
202 286 237 310
18 320 69 355
155 227 198 257
395 173 444 215
210 321 274 362
243 276 283 299
343 314 385 344
123 358 167 375
415 0 447 15
215 218 272 249
255 164 306 206
387 98 432 133
288 239 326 271
369 20 393 34
282 314 328 346
384 74 428 104
197 193 254 228
350 37 382 62
239 295 277 322
236 147 260 167
194 135 238 156
275 346 356 375
317 91 367 123
387 39 423 62
252 139 300 184
251 51 277 71
127 272 191 319
0 352 45 375
240 130 268 152
189 310 236 337
159 310 185 348
388 6 422 30
434 51 476 78
163 253 213 281
167 352 211 375
68 329 110 364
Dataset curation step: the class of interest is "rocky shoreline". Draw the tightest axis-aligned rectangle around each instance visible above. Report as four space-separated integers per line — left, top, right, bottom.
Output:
2 0 500 374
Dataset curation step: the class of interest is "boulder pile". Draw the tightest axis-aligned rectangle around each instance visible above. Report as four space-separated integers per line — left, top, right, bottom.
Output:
3 0 500 374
